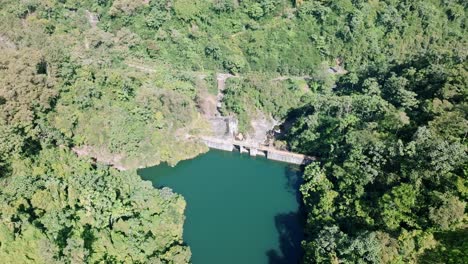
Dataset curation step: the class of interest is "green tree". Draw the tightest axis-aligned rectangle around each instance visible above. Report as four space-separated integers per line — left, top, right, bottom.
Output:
379 184 418 231
0 149 191 263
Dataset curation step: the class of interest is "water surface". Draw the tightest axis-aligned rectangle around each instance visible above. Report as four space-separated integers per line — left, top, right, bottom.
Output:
139 150 304 264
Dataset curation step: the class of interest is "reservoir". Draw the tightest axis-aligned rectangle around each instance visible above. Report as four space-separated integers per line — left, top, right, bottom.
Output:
139 150 304 264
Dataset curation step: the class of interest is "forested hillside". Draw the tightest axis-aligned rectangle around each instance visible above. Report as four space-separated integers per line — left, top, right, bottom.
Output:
294 54 467 263
0 0 466 263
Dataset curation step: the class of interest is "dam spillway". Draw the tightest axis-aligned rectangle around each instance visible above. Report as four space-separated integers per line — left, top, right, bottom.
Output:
201 137 314 165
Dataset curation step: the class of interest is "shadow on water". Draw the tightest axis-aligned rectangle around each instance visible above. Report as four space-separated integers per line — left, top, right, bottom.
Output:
266 166 305 264
283 166 303 201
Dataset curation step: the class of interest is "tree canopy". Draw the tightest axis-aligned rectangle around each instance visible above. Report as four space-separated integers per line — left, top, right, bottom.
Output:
0 0 466 263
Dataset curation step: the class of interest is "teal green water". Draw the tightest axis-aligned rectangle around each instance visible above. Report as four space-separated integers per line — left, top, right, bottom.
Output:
138 150 304 264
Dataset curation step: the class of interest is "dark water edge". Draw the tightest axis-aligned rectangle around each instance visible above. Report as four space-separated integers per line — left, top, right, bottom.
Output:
138 150 305 264
267 166 306 264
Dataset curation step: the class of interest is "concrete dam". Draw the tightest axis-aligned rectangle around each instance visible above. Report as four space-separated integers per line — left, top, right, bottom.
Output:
201 137 314 165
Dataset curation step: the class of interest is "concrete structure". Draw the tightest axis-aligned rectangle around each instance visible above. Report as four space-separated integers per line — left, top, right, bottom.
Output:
249 148 258 157
208 116 238 138
227 118 238 137
202 138 234 152
201 137 315 165
266 151 311 165
240 146 248 154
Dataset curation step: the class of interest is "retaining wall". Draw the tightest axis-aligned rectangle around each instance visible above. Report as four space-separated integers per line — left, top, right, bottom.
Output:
202 140 234 152
266 151 306 165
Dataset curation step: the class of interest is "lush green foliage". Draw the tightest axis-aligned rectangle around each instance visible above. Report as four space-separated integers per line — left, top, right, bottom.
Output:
291 33 467 264
221 75 307 132
0 0 466 263
0 149 189 263
419 229 468 264
51 65 208 168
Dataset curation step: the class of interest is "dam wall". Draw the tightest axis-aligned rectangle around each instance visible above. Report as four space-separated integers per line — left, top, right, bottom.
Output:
266 151 308 165
200 137 314 165
202 139 234 152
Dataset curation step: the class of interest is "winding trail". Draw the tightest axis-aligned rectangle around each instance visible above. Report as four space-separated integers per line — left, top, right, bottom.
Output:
124 61 344 163
126 62 157 73
125 61 314 86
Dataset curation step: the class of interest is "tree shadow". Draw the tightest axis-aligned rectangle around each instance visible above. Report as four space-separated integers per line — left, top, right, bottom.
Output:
266 166 305 264
283 166 303 201
273 104 314 142
266 212 305 264
419 229 468 264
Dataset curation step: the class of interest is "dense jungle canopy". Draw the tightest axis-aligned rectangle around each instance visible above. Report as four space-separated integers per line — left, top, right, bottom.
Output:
0 0 466 263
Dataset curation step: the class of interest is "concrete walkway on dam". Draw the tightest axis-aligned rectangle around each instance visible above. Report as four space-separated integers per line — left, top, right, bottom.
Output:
201 137 315 165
